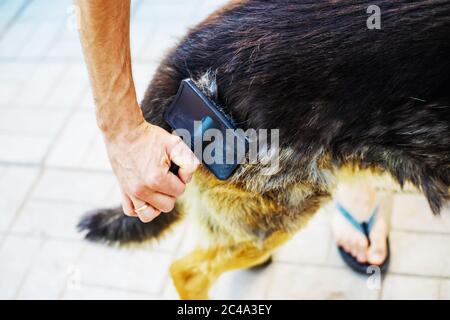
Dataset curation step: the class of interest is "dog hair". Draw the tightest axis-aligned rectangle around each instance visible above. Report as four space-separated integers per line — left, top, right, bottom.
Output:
79 0 450 299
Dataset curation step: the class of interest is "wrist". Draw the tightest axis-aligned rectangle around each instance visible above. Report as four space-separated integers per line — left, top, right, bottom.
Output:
97 102 147 142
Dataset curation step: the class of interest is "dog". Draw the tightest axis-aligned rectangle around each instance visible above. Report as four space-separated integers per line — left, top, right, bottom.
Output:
78 0 450 299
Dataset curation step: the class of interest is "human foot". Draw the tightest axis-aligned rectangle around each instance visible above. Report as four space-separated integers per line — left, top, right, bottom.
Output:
333 204 389 265
332 184 391 266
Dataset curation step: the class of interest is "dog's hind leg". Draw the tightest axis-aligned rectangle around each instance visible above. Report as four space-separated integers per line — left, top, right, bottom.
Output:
169 169 331 299
170 232 290 300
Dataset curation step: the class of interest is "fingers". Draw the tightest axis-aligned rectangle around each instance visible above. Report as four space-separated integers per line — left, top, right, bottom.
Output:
112 124 198 224
130 195 160 223
122 192 136 217
133 187 176 213
146 171 185 197
168 136 200 183
125 187 176 223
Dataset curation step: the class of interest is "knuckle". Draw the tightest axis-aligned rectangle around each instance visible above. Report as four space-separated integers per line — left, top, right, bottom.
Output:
172 135 183 145
131 184 147 198
172 187 185 198
146 172 164 189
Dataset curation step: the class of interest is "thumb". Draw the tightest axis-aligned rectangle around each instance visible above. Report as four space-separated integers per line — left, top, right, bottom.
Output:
168 136 200 183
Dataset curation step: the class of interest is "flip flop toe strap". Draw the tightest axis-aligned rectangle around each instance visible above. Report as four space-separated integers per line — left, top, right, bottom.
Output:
336 202 379 239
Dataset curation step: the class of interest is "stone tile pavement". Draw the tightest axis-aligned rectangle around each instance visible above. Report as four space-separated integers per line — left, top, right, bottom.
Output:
0 0 449 300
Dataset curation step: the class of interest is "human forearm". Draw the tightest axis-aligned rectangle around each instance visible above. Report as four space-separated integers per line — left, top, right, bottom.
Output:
76 0 142 138
75 0 199 223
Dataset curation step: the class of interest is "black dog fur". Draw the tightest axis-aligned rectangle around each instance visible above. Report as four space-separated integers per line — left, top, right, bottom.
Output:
80 0 449 245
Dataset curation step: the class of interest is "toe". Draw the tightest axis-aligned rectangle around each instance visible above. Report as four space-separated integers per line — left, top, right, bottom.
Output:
355 238 369 263
338 236 351 253
346 236 366 262
368 235 387 265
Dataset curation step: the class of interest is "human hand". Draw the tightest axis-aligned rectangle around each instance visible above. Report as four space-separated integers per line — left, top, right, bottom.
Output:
104 120 199 223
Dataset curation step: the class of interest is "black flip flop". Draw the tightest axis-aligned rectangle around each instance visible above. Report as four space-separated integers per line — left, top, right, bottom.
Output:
336 202 390 275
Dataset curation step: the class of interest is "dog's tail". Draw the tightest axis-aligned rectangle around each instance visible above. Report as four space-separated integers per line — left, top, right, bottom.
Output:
77 206 182 246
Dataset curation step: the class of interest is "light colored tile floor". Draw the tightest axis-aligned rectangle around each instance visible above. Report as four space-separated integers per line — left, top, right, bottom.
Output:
0 0 449 300
381 275 440 300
